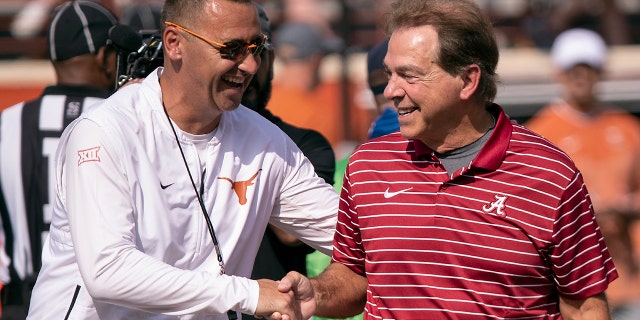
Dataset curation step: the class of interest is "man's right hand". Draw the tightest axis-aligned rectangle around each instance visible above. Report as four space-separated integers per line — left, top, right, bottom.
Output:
277 271 317 319
254 276 314 320
255 264 366 319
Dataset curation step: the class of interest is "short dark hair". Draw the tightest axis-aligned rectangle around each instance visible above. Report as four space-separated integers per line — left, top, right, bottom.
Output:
161 0 252 28
385 0 499 103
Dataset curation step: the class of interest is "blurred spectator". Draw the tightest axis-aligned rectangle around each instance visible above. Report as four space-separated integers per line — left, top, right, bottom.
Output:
266 21 370 148
549 0 633 45
240 7 335 320
10 0 119 39
275 22 344 91
0 1 118 319
281 0 340 34
365 38 398 140
119 3 162 33
517 1 556 48
10 0 163 39
10 0 74 39
525 28 640 320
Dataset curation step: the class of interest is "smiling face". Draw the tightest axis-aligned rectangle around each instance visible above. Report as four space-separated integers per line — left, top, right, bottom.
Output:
383 25 466 144
162 0 262 126
197 1 261 112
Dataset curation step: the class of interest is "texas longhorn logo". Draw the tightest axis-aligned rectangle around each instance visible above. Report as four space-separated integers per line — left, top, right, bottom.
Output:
482 194 508 218
217 169 262 205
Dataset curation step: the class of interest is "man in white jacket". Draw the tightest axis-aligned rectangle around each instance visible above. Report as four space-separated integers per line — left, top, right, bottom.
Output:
26 0 338 319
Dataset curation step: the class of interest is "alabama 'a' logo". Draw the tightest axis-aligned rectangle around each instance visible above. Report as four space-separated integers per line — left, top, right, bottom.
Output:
217 169 262 205
482 194 508 218
77 146 101 166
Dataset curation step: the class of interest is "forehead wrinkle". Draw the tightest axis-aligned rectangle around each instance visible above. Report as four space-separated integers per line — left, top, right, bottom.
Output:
387 52 428 77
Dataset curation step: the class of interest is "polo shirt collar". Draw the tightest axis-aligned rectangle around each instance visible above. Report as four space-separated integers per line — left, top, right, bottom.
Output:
412 103 512 171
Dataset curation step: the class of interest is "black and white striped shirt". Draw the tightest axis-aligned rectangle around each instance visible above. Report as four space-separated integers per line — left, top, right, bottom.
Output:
0 84 109 305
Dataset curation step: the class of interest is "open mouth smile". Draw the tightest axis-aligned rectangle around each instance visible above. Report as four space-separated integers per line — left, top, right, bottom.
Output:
222 75 244 88
398 107 419 116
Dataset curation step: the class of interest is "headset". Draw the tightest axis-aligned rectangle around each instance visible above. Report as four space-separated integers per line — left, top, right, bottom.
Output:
108 24 165 91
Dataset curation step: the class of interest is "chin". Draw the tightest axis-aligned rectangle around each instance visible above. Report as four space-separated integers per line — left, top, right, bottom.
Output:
217 98 242 112
226 103 242 112
398 128 416 140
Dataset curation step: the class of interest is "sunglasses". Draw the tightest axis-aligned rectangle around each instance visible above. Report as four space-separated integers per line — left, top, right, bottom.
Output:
165 21 267 61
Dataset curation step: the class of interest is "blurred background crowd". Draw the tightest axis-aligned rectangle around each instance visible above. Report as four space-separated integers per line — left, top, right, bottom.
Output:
1 0 640 319
1 0 640 154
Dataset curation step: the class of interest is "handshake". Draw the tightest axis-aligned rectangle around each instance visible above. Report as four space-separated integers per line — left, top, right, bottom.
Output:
253 264 367 320
255 272 315 320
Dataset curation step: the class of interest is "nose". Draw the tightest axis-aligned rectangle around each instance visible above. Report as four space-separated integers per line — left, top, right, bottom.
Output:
238 52 261 75
384 74 401 101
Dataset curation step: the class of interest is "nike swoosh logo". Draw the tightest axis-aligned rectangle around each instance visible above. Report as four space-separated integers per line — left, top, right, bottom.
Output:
160 183 174 190
383 187 413 198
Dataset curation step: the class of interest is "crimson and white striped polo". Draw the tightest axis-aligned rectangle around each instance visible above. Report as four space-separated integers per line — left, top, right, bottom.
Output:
334 104 617 319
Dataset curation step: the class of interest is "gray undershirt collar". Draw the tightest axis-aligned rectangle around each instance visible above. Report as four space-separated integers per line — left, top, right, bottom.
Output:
436 117 496 175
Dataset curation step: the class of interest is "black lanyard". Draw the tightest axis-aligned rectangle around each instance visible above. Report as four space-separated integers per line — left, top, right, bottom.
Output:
162 105 237 320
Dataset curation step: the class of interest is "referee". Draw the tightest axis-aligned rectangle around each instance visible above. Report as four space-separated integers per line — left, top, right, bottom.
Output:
0 1 118 318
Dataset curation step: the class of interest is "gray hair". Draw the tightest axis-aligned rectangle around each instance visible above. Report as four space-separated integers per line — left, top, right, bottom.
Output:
385 0 500 103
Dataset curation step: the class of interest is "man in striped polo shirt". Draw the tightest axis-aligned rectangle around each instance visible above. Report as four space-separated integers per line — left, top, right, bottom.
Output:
276 0 618 319
0 2 118 318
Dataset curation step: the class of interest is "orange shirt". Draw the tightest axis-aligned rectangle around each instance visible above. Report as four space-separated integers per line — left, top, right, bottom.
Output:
526 101 640 213
526 101 640 306
267 81 372 148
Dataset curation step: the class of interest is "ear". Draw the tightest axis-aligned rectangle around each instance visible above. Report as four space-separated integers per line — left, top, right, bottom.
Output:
95 46 106 68
96 46 114 79
163 26 183 60
459 64 481 100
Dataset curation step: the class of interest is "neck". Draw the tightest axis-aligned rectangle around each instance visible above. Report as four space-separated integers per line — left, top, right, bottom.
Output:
567 96 599 114
163 102 221 135
425 106 494 154
55 59 110 91
160 74 221 135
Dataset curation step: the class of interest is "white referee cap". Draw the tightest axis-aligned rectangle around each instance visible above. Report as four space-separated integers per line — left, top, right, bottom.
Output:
550 28 607 70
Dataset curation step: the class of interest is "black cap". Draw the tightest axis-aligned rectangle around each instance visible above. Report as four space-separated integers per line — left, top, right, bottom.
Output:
47 1 118 62
367 38 389 95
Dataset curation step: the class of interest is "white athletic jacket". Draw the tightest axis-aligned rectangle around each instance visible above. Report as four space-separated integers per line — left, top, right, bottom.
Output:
27 68 338 319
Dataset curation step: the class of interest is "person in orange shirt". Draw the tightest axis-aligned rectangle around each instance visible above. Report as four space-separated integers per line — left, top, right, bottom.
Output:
267 21 371 148
525 28 640 319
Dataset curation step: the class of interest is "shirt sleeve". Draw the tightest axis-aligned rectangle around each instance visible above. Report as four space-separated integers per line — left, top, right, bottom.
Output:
330 161 366 276
550 171 618 299
64 119 259 315
268 137 339 257
295 129 336 185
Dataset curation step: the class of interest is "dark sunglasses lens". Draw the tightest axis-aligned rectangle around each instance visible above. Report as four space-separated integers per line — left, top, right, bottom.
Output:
252 45 264 57
218 40 243 60
250 36 266 56
219 37 266 60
